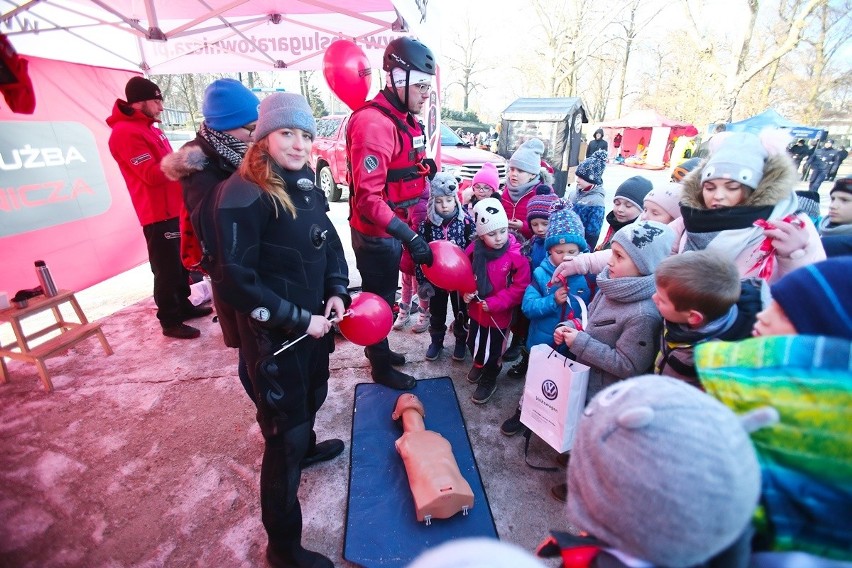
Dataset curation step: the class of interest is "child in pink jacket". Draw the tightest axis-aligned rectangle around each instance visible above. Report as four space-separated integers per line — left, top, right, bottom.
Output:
464 198 531 405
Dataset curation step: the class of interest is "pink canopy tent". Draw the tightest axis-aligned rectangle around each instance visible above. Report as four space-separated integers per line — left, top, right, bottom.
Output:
599 109 698 169
1 0 440 295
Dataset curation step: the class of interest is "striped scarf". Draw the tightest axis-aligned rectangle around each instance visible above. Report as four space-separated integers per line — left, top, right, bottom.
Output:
199 122 247 170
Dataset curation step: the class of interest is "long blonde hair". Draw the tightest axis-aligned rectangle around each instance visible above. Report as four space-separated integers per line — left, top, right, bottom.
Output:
238 138 297 218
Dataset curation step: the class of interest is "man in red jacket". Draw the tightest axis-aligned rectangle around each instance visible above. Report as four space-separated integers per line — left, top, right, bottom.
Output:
346 37 437 390
107 77 211 339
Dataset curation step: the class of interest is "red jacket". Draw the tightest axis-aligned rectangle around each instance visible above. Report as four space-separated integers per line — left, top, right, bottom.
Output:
465 235 531 329
106 100 183 226
501 180 552 240
347 90 428 237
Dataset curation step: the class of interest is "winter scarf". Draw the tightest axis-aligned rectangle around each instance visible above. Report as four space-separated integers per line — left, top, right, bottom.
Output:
597 210 637 251
595 267 656 303
473 238 508 298
427 200 464 227
504 176 540 204
199 121 247 169
818 217 852 237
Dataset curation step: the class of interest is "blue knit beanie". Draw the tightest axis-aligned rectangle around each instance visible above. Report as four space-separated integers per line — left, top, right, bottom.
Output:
202 79 260 131
576 149 607 185
544 199 588 252
255 92 317 141
770 258 852 339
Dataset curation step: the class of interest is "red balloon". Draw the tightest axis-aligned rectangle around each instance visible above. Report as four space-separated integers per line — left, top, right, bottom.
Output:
322 40 372 111
421 241 477 294
338 292 393 346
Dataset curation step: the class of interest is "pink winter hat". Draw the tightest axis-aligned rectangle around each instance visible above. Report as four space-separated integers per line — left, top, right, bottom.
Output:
644 183 683 221
472 162 500 190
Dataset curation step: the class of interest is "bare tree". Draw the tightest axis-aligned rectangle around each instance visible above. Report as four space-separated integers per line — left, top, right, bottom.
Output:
612 0 665 117
801 1 852 122
443 14 490 111
682 0 828 121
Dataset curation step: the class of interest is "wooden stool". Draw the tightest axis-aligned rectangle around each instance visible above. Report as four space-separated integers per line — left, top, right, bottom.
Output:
0 290 113 392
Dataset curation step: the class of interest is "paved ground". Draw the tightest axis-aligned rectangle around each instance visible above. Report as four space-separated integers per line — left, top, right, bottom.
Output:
0 162 841 568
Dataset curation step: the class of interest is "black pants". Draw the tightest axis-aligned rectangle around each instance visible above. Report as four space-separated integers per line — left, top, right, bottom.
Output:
429 288 467 341
241 320 331 557
351 229 402 362
142 217 191 327
467 319 508 374
809 165 828 193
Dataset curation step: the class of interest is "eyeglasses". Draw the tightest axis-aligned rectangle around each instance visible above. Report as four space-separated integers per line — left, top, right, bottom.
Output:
412 83 432 95
473 183 492 192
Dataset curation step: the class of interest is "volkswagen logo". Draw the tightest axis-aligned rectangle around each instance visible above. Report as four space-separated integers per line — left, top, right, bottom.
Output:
541 379 558 401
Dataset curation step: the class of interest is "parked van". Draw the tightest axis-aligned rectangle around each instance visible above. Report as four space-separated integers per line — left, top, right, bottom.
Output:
310 114 507 202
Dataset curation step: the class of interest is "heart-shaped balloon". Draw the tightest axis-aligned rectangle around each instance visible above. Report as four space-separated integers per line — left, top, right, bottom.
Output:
421 241 477 294
322 40 372 111
337 292 393 346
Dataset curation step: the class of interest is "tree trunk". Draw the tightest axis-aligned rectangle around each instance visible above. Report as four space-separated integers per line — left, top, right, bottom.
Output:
804 5 828 122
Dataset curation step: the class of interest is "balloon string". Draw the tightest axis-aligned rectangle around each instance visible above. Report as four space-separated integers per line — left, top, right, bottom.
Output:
472 293 507 341
273 313 339 356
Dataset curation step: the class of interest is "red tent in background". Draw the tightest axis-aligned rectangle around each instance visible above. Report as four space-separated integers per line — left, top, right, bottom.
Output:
599 110 698 169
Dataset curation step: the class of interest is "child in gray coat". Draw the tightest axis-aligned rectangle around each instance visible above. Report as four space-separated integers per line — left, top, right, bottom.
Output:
554 220 674 400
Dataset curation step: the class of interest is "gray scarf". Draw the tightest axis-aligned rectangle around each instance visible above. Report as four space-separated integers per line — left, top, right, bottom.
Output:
504 176 540 204
818 216 852 237
199 121 248 169
595 267 656 303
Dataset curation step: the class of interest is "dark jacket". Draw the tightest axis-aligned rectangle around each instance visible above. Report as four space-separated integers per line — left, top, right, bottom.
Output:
161 136 241 347
586 128 608 158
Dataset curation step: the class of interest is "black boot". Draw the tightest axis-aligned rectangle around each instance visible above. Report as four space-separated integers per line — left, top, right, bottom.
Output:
507 348 528 378
425 332 444 361
471 371 498 404
364 347 405 366
367 349 415 390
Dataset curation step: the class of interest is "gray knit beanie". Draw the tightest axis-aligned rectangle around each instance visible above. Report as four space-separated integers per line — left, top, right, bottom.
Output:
567 375 761 567
509 138 545 175
614 176 653 210
254 92 317 141
611 220 674 275
701 131 767 190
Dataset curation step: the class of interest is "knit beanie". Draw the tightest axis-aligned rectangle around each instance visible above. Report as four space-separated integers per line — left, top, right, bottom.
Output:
614 176 653 210
567 375 761 568
472 162 500 190
794 190 821 222
472 197 508 236
701 132 767 190
427 172 462 225
611 220 674 276
644 182 683 221
575 149 607 185
509 138 545 175
526 187 559 222
544 199 588 252
202 78 260 132
125 76 162 104
830 177 852 197
254 92 317 141
769 258 852 340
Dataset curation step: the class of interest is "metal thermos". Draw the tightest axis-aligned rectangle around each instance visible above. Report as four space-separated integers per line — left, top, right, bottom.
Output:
34 260 58 297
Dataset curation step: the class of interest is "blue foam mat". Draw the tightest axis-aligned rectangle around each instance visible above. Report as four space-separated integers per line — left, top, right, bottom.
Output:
344 377 498 567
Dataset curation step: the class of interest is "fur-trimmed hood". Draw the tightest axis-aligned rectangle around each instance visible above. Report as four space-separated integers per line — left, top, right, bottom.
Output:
680 153 798 209
161 141 207 182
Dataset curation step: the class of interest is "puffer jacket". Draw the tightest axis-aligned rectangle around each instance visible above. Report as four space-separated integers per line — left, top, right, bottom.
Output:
522 257 592 349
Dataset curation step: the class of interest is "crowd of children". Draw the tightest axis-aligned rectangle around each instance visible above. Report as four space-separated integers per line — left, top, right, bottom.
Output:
398 129 850 567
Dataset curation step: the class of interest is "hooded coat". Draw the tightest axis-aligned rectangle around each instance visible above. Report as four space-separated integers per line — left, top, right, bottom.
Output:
586 128 608 158
679 152 825 284
161 136 241 347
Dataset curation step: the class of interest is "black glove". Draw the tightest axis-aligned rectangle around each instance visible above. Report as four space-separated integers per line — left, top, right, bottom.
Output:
422 158 438 180
407 235 434 267
387 217 434 266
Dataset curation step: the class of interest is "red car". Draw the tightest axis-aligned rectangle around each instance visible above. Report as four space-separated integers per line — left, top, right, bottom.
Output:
310 114 507 202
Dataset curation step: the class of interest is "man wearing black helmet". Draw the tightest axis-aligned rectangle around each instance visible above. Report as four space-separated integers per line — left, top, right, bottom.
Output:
346 36 437 390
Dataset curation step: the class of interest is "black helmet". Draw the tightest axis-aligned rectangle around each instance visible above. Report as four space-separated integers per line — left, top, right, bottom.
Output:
671 157 702 182
383 37 436 75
